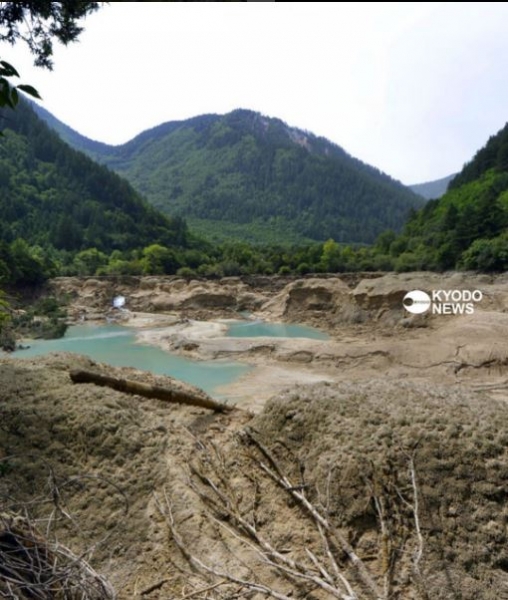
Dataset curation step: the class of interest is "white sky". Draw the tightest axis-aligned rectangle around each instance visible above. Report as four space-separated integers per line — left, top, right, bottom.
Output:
6 1 508 184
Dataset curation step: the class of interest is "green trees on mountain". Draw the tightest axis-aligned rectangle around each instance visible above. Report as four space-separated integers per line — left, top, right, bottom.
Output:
383 124 508 272
461 235 508 271
0 2 112 349
449 125 508 190
0 100 191 285
3 70 508 285
36 107 424 245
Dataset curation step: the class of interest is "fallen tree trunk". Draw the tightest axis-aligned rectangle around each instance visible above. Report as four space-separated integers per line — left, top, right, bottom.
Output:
70 369 234 412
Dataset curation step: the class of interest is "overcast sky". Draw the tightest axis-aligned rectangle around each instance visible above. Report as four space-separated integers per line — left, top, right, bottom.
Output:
7 2 508 184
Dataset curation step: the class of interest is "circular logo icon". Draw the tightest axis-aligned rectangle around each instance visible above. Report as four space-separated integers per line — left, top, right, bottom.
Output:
403 290 431 314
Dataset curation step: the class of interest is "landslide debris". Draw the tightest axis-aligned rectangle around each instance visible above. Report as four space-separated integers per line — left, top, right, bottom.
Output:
49 272 508 333
1 354 508 598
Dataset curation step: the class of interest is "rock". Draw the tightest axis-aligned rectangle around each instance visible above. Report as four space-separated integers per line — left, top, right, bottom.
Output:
49 273 508 333
261 278 350 318
182 293 236 309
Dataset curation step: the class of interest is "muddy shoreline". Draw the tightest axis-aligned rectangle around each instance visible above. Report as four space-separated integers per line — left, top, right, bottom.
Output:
2 272 508 597
45 271 508 409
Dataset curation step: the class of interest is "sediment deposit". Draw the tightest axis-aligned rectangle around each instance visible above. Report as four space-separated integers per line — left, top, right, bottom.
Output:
2 272 508 597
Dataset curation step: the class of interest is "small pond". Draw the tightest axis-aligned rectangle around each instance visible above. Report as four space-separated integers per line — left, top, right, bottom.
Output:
11 320 329 398
226 320 329 340
12 324 251 398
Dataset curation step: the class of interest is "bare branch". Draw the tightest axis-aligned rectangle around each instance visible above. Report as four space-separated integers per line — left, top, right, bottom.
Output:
160 430 429 600
154 489 294 600
177 579 229 600
409 458 423 571
245 429 383 599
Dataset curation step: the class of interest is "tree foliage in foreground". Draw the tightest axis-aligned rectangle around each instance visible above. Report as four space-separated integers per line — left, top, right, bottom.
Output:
0 58 40 111
0 1 102 68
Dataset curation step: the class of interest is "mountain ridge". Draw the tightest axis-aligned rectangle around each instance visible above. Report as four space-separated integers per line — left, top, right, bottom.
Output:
0 100 190 283
409 173 455 199
391 121 508 271
34 105 424 245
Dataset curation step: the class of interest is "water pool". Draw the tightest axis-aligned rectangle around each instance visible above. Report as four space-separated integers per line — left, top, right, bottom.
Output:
12 324 251 398
11 319 329 398
226 320 329 340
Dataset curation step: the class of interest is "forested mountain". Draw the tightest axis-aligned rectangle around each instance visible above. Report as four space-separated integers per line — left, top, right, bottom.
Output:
410 173 455 200
33 103 112 162
35 106 424 245
5 101 507 280
387 122 508 271
0 100 188 252
448 124 508 189
0 100 189 283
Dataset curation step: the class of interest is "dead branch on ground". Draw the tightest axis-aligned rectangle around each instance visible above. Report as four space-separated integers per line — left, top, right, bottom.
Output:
157 429 430 600
0 461 121 599
0 513 115 599
70 369 233 412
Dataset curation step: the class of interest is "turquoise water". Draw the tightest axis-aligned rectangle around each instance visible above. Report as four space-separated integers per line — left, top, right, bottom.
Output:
12 324 251 398
226 320 329 340
10 320 328 398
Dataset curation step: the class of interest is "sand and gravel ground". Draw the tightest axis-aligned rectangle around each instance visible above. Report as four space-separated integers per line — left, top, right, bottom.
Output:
2 273 508 598
131 308 508 411
2 355 508 598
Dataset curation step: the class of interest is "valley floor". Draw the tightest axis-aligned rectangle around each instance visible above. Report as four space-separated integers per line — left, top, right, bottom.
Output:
2 272 508 598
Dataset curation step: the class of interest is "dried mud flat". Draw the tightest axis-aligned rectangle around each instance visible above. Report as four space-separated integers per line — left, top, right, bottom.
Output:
2 273 508 598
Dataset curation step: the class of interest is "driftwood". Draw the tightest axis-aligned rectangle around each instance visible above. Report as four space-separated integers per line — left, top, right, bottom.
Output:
0 513 115 599
70 369 233 412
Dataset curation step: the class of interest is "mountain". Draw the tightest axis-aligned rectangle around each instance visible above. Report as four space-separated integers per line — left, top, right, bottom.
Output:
390 122 508 272
34 106 424 245
410 173 455 200
32 102 113 162
0 100 188 277
448 123 508 189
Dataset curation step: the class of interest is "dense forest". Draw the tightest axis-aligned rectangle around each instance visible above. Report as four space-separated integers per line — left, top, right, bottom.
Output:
385 122 508 272
35 106 424 245
2 102 508 292
0 101 190 284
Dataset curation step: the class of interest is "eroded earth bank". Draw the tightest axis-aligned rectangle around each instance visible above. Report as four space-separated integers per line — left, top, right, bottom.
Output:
2 273 508 598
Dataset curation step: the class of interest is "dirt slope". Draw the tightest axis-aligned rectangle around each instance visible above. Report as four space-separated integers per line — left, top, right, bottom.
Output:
3 272 508 597
2 354 508 598
49 272 508 330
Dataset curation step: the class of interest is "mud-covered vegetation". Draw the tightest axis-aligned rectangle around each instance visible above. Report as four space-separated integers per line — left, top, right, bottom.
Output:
0 294 68 351
2 356 508 598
